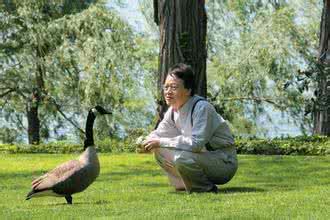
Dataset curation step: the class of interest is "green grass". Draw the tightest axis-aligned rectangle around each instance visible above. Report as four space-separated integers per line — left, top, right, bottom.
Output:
0 153 329 219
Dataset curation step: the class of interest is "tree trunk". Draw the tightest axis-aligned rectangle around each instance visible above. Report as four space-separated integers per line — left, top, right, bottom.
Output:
314 0 330 136
26 46 44 145
154 0 207 126
26 94 40 144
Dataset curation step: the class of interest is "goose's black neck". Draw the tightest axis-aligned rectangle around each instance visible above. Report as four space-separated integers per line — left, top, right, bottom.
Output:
84 110 96 149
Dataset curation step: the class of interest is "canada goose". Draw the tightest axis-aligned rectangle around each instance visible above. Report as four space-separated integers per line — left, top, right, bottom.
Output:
26 106 111 204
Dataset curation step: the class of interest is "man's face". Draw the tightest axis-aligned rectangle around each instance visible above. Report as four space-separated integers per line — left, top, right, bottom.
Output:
163 74 191 110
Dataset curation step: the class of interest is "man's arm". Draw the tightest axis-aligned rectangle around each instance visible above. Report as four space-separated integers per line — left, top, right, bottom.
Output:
158 102 222 152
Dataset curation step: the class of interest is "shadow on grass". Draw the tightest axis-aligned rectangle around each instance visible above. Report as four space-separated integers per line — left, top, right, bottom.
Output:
72 200 112 205
220 186 265 193
0 171 38 179
166 187 265 195
29 199 112 206
135 182 169 187
98 169 163 183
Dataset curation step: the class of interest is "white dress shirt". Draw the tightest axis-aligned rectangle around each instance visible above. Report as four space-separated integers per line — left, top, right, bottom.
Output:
148 95 235 153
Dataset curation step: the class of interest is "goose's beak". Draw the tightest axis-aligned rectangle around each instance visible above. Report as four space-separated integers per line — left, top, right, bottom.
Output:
102 109 112 115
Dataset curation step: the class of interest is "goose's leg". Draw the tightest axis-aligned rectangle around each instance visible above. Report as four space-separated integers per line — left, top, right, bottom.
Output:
65 195 72 204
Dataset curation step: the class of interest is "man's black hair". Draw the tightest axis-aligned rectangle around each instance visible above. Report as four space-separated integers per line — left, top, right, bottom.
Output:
168 63 195 96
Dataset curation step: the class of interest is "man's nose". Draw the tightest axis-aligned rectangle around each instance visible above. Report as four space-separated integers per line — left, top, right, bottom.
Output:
165 90 173 95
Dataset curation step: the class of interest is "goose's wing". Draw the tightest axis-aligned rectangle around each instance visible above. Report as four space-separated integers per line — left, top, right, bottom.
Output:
31 160 82 193
51 165 94 195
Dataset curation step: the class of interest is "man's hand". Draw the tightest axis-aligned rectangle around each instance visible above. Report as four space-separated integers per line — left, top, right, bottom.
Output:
143 139 160 152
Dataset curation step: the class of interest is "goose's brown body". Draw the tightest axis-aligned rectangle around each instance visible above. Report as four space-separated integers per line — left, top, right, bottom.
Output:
26 106 110 204
26 147 99 200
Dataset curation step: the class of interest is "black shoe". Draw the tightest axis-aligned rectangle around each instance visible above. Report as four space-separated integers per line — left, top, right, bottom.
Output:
208 185 218 193
175 188 186 192
188 185 218 194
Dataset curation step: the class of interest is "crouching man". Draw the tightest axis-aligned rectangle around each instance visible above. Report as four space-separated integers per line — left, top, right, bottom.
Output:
142 63 238 193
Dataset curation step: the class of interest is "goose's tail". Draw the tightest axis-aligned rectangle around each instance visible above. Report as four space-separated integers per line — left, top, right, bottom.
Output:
26 188 59 200
26 190 35 200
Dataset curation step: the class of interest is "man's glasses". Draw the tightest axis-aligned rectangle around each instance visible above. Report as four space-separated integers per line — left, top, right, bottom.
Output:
162 84 180 92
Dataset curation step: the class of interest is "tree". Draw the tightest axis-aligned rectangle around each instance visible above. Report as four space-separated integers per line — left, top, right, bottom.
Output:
0 0 98 144
314 0 330 135
1 1 151 143
140 0 321 136
205 0 320 136
153 0 207 126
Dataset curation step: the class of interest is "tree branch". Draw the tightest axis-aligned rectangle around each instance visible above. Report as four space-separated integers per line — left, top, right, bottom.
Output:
15 114 26 130
221 96 284 109
16 89 28 99
0 88 16 98
153 0 159 25
49 97 85 135
0 84 29 99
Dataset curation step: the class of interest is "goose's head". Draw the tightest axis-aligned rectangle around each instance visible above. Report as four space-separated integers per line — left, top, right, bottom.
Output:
91 106 112 116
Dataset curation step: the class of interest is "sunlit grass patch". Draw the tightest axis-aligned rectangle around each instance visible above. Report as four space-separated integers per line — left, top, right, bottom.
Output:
0 154 329 219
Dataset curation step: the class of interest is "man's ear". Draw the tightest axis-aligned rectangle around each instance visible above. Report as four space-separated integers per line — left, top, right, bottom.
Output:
187 88 192 96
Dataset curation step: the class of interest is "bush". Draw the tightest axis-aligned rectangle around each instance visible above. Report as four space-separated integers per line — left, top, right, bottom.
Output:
0 141 82 154
96 138 136 153
0 135 329 155
0 127 24 143
0 138 138 154
236 135 330 155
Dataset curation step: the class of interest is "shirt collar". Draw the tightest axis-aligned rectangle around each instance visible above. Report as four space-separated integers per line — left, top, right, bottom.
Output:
177 95 199 114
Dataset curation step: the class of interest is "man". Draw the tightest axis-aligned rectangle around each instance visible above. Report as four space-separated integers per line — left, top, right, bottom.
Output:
143 63 238 193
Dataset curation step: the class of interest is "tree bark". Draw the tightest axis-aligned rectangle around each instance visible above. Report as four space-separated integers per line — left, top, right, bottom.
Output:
26 46 45 144
26 90 40 144
154 0 207 127
314 0 330 136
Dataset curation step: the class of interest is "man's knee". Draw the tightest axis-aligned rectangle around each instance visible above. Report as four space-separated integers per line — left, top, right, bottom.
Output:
173 155 195 170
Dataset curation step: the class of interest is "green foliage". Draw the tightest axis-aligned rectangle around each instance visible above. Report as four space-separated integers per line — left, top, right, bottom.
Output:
1 0 157 143
236 135 330 155
1 0 109 140
0 138 135 154
1 0 326 143
0 141 82 154
1 135 329 155
0 154 329 219
0 126 148 153
0 127 23 144
96 137 137 153
138 0 323 136
206 0 321 135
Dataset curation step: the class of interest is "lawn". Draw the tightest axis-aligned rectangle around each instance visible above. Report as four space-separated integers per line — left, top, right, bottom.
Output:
0 153 329 219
